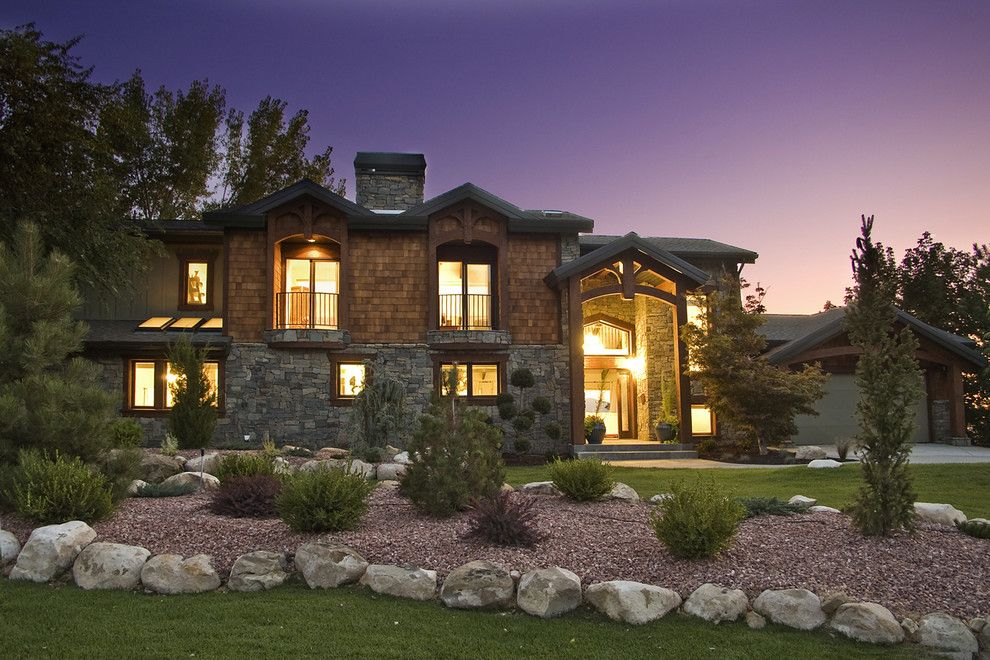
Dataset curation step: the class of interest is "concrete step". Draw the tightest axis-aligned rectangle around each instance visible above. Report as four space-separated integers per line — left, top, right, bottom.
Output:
577 443 694 452
572 445 698 461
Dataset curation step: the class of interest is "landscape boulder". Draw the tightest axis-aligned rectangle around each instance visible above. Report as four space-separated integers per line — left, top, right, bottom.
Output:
139 453 185 483
519 481 561 496
500 483 515 494
376 463 406 481
360 564 437 601
140 554 221 594
295 543 368 589
821 592 854 615
10 521 96 582
228 551 289 592
314 447 350 460
746 611 767 629
127 479 148 496
753 588 826 630
914 503 967 526
585 581 681 625
794 446 827 461
72 542 150 590
516 567 582 618
393 451 412 465
787 495 817 507
808 505 842 514
913 613 979 657
807 459 843 469
1 529 21 565
649 493 673 504
346 459 376 479
160 471 220 491
829 602 904 644
272 457 293 475
440 560 515 609
605 482 640 502
683 583 748 624
184 452 220 474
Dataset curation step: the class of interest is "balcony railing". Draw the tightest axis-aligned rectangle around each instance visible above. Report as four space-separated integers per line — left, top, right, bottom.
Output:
277 291 338 329
439 293 493 330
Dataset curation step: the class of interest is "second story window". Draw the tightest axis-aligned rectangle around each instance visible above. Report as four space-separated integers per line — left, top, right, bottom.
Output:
178 253 215 311
281 257 339 329
437 244 496 330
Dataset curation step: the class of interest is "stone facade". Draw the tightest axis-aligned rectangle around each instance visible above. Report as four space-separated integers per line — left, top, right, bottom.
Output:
930 399 950 443
354 173 424 211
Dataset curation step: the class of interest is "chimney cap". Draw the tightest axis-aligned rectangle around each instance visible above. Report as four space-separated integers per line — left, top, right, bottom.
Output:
354 152 426 175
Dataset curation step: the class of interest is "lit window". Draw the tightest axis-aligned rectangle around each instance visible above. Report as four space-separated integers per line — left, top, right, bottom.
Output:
691 405 714 435
438 260 493 330
337 363 366 398
129 359 220 411
687 295 706 330
185 261 208 306
440 362 499 398
138 317 174 330
132 362 157 408
440 363 469 396
200 317 223 330
165 361 219 408
168 317 203 330
282 258 339 329
583 320 631 356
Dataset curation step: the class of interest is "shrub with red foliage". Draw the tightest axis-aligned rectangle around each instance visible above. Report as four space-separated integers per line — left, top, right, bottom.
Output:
463 490 547 548
210 475 282 518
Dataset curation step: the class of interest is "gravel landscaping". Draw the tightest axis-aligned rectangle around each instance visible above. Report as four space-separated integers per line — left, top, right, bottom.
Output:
3 486 986 619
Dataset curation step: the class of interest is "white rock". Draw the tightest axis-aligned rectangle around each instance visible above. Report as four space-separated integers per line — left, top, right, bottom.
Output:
605 482 640 502
228 551 289 592
500 483 515 494
914 613 979 656
346 459 376 478
393 451 412 465
978 622 990 652
807 459 843 469
829 602 905 644
440 560 515 609
788 495 817 507
584 581 681 625
184 452 220 473
808 505 842 514
140 554 221 594
127 479 148 496
969 517 990 526
360 564 437 601
683 583 749 624
795 445 827 461
295 543 368 588
753 588 826 630
519 481 561 496
272 457 293 475
1 529 22 564
9 521 97 582
376 463 406 481
914 502 967 526
746 611 767 629
160 471 220 491
314 447 350 460
901 617 919 637
516 567 582 618
649 493 673 504
72 542 150 590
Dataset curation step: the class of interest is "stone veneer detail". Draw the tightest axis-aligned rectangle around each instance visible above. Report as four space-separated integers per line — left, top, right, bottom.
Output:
355 173 424 211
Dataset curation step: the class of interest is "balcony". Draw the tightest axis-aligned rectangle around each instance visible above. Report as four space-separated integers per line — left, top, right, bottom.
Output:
439 293 493 330
277 291 338 330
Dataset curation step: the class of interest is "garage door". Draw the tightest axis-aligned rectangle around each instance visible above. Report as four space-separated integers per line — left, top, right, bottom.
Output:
792 374 929 445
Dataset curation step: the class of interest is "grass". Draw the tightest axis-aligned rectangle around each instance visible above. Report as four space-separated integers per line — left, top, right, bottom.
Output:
506 463 990 519
0 581 922 659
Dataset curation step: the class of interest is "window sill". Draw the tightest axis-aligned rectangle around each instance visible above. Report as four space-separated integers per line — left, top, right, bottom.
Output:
427 329 511 348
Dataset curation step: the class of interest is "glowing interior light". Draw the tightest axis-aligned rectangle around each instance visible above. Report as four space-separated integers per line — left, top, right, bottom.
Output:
620 356 646 379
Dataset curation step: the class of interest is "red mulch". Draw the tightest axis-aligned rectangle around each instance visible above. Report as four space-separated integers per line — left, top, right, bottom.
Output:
3 488 987 619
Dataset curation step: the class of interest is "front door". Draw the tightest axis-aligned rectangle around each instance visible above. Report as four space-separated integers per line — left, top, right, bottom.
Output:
584 367 637 439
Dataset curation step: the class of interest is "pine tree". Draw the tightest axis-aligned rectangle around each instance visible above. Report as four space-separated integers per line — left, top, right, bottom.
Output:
847 215 922 535
166 337 217 449
0 222 117 463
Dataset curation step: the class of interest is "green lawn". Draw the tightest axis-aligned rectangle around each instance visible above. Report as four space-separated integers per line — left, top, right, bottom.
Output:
505 463 990 519
0 581 923 659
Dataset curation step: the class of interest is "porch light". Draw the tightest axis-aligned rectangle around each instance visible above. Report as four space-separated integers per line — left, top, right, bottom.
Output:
583 332 606 355
306 238 316 243
620 356 646 379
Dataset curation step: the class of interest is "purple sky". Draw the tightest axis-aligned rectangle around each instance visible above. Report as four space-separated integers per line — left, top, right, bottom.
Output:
4 0 988 312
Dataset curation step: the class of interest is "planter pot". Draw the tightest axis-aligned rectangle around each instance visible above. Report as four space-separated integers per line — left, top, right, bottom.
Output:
588 423 606 445
657 422 676 442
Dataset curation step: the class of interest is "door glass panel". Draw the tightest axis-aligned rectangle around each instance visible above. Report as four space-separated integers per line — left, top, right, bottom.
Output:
312 261 339 328
438 261 463 328
132 362 156 408
471 364 498 396
285 259 311 328
618 372 631 433
466 264 490 294
466 264 491 329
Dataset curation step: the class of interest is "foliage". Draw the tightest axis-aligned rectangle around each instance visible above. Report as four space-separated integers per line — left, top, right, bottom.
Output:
261 438 279 461
463 491 547 547
400 369 505 517
135 481 198 498
211 475 282 518
584 415 605 440
213 452 276 482
549 459 615 502
835 437 856 461
657 371 680 440
277 466 374 532
512 437 531 453
681 274 827 454
498 367 556 454
345 363 410 456
166 337 217 450
0 222 117 464
160 433 179 457
543 421 562 441
94 447 143 502
4 450 113 523
109 418 144 449
358 446 387 463
737 496 808 519
846 216 921 536
650 479 745 560
955 519 990 539
282 445 314 458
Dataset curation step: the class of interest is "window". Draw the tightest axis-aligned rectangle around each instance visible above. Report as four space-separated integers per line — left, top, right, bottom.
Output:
583 319 632 356
337 363 366 398
280 257 339 329
439 362 500 398
691 405 714 435
436 243 496 330
178 254 215 311
128 358 220 411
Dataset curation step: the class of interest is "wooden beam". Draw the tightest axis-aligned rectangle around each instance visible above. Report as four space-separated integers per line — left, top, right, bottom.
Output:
568 276 586 446
674 293 693 443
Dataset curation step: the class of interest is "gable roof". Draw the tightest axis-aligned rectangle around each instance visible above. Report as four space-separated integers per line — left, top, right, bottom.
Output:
547 231 711 288
203 179 375 228
761 307 987 369
580 234 758 263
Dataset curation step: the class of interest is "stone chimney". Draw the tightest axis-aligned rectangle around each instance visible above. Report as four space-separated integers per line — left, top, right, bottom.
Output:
354 152 426 211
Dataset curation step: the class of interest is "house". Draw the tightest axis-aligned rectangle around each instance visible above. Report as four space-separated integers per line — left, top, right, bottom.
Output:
77 152 984 456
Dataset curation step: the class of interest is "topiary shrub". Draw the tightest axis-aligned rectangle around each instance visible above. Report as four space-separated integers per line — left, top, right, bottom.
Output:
956 520 990 539
4 450 113 523
464 491 547 547
738 496 807 519
531 396 552 415
513 437 531 453
135 481 198 497
214 453 276 482
211 475 282 518
651 479 745 559
108 418 144 448
400 368 505 517
549 458 615 502
277 466 375 532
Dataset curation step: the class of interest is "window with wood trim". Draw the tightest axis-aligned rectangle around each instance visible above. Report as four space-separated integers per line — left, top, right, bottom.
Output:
278 242 340 330
436 244 496 330
336 362 366 399
439 362 501 398
178 254 215 311
691 404 715 435
127 358 221 411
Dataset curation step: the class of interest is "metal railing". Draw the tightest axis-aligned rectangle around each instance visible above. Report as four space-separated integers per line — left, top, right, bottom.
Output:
277 291 338 329
439 293 493 330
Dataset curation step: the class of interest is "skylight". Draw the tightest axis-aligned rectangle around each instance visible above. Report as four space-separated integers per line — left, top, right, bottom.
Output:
200 317 223 330
137 317 173 330
168 317 202 329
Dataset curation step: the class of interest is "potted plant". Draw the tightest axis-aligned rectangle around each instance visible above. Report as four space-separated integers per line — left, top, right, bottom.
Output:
656 418 677 442
585 415 606 444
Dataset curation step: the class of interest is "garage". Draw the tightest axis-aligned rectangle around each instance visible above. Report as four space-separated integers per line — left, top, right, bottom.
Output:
792 373 929 445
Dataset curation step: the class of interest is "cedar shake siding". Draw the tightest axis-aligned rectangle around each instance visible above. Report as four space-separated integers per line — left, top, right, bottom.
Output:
224 229 267 342
508 234 561 344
